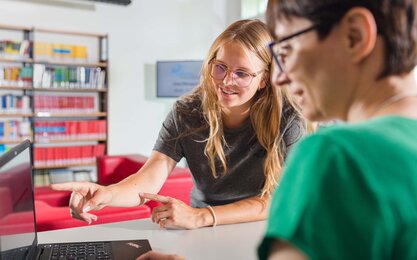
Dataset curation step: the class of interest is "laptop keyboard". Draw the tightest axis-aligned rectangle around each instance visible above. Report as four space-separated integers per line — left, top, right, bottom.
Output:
1 246 29 260
41 242 112 260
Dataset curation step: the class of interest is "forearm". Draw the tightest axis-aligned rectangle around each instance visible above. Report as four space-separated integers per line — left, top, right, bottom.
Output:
202 195 270 227
103 151 176 207
106 172 163 207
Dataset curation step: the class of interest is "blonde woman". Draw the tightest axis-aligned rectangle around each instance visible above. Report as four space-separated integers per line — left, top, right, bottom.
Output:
53 19 305 229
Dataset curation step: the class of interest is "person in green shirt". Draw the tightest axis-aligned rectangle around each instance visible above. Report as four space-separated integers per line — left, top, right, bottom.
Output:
259 0 417 259
136 0 417 259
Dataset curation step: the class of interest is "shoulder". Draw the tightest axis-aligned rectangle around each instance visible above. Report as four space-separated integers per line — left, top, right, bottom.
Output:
280 103 306 147
285 119 389 174
310 117 403 150
174 94 202 111
168 94 206 129
173 94 203 117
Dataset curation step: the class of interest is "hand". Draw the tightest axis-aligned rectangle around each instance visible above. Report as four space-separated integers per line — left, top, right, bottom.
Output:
51 182 113 224
139 193 205 229
137 251 185 260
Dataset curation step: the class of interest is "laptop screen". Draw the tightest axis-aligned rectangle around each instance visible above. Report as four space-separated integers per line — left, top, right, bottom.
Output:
0 140 36 257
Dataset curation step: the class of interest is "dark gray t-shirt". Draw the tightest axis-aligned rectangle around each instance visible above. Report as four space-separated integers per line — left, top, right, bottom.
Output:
153 97 305 208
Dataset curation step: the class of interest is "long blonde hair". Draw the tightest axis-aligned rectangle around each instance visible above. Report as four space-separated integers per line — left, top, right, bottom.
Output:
180 19 303 197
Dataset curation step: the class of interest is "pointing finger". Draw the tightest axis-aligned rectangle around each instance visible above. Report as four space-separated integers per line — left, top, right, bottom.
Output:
50 182 94 195
139 192 171 204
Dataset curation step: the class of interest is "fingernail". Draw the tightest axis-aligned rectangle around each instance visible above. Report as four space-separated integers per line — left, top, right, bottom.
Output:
83 206 91 213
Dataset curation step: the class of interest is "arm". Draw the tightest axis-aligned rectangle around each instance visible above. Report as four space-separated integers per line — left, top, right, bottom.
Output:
51 151 177 223
207 194 269 225
106 151 177 207
140 193 270 229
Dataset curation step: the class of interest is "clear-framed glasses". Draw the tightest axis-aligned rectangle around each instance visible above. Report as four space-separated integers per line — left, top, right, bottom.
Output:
269 25 318 73
210 59 264 88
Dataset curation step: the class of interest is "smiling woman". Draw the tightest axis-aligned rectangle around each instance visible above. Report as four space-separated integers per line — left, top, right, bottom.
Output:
260 0 417 259
52 19 306 231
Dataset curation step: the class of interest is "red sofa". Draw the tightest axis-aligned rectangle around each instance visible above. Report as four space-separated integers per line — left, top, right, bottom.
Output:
34 154 193 231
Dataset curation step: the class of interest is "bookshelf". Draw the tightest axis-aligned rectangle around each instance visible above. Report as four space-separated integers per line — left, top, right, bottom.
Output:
0 24 108 186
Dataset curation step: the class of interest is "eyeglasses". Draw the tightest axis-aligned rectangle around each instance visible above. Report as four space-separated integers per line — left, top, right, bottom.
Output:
210 60 264 88
269 25 318 73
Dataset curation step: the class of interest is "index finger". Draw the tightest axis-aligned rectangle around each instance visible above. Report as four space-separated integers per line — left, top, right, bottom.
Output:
139 192 171 204
50 182 94 194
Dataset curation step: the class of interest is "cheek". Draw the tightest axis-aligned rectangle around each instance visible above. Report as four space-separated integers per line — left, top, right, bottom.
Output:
292 50 318 80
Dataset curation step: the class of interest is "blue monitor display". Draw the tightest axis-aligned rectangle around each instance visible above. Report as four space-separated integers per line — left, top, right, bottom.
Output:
156 60 203 98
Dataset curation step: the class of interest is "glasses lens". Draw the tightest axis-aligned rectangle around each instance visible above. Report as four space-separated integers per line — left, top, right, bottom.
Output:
211 63 227 80
233 70 252 87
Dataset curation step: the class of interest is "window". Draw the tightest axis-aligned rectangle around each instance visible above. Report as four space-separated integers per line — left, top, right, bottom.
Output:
241 0 268 19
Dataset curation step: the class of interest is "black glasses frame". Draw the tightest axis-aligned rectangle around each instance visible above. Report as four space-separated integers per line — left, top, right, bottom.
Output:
268 25 318 72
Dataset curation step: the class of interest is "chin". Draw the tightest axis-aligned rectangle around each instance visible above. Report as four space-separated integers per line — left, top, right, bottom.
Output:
302 109 326 122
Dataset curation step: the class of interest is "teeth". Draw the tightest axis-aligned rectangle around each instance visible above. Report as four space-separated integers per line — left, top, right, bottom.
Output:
220 88 236 95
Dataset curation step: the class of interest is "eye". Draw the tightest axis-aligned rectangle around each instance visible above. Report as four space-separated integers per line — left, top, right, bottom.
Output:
234 70 251 79
214 63 227 73
277 44 292 65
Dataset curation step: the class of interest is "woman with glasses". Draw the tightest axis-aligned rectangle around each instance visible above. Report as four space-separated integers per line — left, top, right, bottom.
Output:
258 0 417 259
52 19 306 230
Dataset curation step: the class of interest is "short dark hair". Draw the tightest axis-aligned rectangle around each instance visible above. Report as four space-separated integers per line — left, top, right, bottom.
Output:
266 0 417 78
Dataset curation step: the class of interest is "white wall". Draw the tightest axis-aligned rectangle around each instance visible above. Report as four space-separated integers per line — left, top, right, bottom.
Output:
0 0 241 157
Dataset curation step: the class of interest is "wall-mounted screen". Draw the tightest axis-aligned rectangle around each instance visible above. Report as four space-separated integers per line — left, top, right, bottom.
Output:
156 60 203 98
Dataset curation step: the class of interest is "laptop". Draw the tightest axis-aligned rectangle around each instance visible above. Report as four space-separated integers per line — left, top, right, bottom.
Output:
0 140 152 260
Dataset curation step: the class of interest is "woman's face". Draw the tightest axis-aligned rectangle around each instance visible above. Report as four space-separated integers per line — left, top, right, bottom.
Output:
271 17 354 121
212 42 266 114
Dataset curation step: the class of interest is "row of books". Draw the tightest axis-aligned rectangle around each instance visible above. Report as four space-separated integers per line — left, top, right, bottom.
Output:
0 119 31 141
33 144 105 168
34 168 96 186
0 40 31 60
34 95 96 113
0 66 33 87
0 94 31 114
34 120 106 141
34 42 88 62
33 64 105 89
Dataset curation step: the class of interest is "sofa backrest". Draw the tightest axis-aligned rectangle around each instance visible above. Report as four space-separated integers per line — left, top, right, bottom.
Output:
97 154 148 185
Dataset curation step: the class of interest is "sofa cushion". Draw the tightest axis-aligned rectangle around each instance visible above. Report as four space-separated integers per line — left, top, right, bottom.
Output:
34 186 72 207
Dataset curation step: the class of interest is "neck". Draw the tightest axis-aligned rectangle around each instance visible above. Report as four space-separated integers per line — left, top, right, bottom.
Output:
222 107 251 129
347 73 417 122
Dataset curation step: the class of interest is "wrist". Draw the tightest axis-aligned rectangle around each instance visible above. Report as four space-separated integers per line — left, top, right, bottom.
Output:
206 206 217 227
196 207 215 228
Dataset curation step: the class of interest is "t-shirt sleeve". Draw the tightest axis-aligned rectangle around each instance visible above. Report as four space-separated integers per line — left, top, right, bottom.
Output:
153 107 184 162
258 133 355 260
282 115 306 157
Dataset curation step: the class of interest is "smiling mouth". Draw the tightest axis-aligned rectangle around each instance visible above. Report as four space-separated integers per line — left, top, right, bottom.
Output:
219 87 238 95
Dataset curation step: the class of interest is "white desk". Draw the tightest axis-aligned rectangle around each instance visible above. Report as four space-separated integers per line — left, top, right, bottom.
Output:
38 218 267 260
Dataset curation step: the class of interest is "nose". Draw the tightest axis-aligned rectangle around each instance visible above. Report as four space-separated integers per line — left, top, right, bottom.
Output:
223 70 236 86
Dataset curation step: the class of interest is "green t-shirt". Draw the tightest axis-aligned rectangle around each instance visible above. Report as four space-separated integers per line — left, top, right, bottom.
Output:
258 116 417 260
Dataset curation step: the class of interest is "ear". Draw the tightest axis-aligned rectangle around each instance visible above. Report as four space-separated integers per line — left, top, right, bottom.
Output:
259 72 270 89
340 7 377 63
